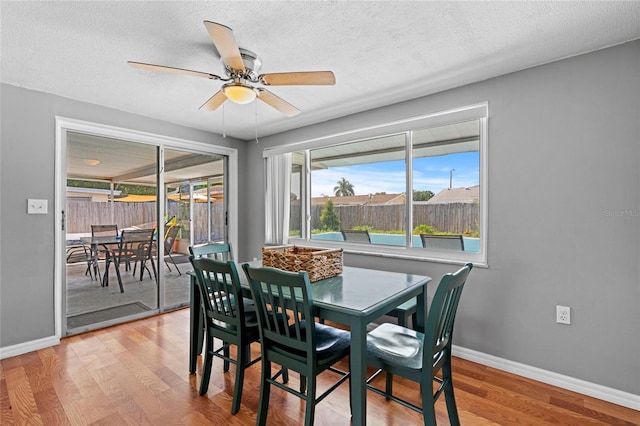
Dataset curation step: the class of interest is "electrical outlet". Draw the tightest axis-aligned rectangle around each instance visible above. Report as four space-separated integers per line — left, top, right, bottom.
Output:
556 305 571 325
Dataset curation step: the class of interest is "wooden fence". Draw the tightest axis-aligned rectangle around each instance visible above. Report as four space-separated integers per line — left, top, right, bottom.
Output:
66 200 157 233
290 203 479 234
66 199 225 243
68 199 478 240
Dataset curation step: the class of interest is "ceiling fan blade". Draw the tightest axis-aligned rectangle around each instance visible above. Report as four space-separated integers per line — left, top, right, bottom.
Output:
257 89 301 117
128 61 221 80
199 91 228 111
203 21 245 73
259 71 336 86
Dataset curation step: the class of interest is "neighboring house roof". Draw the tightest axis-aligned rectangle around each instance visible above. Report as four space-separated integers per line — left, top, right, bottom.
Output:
66 186 122 202
310 193 406 206
426 185 480 204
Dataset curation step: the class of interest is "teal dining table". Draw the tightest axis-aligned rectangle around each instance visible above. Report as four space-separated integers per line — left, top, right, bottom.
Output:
188 260 431 426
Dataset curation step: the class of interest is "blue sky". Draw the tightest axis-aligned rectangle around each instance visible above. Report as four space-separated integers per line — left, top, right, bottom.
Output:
311 152 479 197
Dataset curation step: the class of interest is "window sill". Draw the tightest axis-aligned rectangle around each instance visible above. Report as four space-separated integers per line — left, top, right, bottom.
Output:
286 237 488 268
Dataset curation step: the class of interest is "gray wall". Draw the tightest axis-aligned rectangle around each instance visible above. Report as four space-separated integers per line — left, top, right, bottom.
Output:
242 41 640 395
0 84 245 347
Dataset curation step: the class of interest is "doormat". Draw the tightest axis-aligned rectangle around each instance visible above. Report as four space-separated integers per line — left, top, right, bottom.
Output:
67 302 151 329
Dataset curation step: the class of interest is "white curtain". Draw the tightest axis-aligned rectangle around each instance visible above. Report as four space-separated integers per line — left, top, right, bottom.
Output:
264 153 292 245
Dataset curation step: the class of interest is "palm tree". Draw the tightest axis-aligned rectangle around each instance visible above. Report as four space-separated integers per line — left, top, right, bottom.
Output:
334 178 355 196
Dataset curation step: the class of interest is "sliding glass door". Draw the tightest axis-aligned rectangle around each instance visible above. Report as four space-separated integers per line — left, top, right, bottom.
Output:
65 133 159 332
161 148 227 310
63 132 229 333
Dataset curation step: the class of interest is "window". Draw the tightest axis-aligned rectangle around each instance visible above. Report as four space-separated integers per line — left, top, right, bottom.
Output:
309 133 407 245
268 104 487 264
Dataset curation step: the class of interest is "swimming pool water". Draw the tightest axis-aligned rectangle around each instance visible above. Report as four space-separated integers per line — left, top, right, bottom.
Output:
311 232 480 253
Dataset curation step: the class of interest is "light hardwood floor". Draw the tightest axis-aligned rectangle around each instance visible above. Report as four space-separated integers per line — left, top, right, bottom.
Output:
1 308 638 425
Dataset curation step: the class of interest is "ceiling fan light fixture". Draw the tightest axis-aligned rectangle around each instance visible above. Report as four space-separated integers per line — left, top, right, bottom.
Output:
222 83 256 104
82 159 100 166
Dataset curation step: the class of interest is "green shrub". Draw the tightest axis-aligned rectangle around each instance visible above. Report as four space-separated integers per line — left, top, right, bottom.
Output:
463 220 480 237
319 199 340 231
413 224 436 235
464 228 479 238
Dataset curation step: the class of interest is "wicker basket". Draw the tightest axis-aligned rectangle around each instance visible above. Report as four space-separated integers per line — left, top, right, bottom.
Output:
261 245 343 282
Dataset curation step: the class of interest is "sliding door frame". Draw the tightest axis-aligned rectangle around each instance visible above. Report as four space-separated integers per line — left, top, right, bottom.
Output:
54 116 238 338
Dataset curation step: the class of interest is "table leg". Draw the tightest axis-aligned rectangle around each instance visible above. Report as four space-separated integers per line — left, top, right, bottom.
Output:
102 252 110 287
113 258 124 293
189 275 203 373
350 319 367 426
91 244 102 285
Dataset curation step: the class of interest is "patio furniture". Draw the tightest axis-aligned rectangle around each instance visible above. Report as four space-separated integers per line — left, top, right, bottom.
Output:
189 257 261 414
420 234 465 251
103 228 156 293
91 224 119 237
242 264 352 426
65 242 96 281
90 224 119 283
366 263 473 426
133 238 158 283
163 224 182 275
341 229 371 243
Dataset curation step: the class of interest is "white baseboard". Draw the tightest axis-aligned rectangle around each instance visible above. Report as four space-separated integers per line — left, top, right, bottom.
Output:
0 335 60 360
453 345 640 411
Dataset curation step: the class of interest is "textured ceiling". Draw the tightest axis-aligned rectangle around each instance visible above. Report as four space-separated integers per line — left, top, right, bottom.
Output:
2 1 639 141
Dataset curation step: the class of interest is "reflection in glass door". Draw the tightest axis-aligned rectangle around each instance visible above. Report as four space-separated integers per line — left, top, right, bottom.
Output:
162 148 227 310
65 133 158 334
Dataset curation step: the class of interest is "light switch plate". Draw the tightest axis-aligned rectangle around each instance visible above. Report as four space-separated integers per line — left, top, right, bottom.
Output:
27 199 48 214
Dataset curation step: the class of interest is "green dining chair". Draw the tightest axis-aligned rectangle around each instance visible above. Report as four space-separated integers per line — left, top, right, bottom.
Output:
242 264 352 426
189 241 233 261
189 242 244 368
366 263 473 426
189 256 261 414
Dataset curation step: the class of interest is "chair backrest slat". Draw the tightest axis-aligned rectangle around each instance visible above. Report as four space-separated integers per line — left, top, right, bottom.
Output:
424 263 472 373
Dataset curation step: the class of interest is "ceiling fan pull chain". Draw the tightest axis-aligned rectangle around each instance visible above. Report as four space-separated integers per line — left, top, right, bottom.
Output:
222 103 226 138
255 100 259 143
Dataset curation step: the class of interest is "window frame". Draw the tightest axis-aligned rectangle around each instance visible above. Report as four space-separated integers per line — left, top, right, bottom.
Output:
264 103 488 266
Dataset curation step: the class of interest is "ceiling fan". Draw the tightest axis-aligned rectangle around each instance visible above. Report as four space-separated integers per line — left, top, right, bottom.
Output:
128 21 335 117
